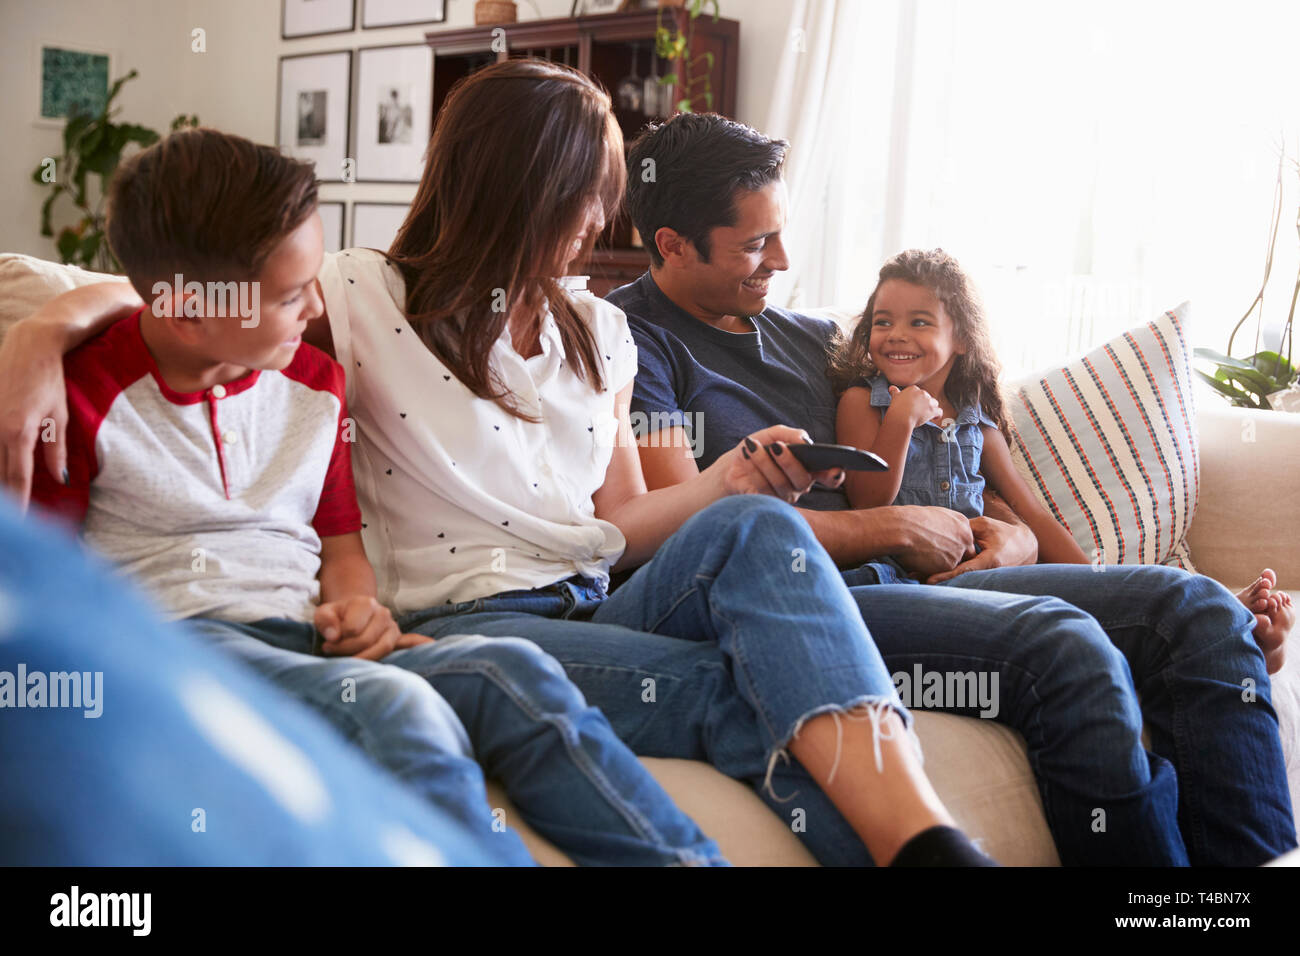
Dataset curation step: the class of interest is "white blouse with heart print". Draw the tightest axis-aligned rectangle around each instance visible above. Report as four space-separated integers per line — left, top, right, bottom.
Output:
317 248 639 613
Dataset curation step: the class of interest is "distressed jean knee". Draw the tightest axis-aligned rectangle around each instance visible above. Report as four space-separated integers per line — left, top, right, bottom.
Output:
762 694 920 802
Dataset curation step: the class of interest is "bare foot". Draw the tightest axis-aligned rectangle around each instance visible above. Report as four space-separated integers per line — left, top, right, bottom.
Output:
1237 569 1293 674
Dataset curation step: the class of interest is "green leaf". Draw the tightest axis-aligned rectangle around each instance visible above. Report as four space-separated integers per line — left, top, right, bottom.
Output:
660 72 678 86
39 190 62 237
72 163 88 208
81 138 121 175
79 232 102 265
63 113 92 153
1194 369 1258 407
1248 350 1296 385
1193 347 1256 372
55 228 81 264
120 123 160 147
1217 363 1278 398
104 69 139 109
676 98 693 113
703 90 713 109
81 124 105 157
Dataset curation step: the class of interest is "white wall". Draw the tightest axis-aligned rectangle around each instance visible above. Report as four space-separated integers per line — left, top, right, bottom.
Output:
1 0 793 261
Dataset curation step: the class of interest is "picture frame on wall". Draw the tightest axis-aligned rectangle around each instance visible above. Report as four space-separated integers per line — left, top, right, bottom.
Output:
318 202 346 254
34 41 112 127
352 202 410 251
282 0 356 39
354 44 433 183
362 0 446 29
277 51 352 183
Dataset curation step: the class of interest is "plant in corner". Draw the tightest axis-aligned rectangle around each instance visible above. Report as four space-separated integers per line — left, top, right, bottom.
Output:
31 69 199 273
655 0 720 114
1194 149 1299 410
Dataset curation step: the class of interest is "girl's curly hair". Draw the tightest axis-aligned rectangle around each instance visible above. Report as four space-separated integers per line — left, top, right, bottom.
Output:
827 248 1010 439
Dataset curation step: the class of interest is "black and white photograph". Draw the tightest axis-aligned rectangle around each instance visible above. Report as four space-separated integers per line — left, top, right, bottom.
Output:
354 44 431 181
376 85 413 144
276 50 351 181
296 89 327 145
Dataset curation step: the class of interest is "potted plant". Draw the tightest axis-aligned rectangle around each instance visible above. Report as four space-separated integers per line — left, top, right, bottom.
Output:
655 0 719 114
31 70 197 273
1195 150 1299 410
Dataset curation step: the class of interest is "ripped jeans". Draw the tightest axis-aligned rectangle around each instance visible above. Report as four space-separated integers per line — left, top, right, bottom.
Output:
403 495 1209 866
401 495 919 866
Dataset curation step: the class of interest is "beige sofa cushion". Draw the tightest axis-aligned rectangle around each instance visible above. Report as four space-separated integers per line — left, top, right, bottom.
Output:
0 254 125 346
488 710 1059 867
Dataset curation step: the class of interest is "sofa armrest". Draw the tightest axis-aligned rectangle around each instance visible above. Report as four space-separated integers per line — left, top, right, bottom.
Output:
1189 403 1300 588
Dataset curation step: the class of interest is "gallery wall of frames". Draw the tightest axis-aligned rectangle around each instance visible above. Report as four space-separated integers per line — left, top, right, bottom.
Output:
277 0 449 252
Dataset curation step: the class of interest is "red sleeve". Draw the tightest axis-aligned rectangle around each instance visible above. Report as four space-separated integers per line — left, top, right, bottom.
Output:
311 394 363 538
30 379 96 529
30 310 149 530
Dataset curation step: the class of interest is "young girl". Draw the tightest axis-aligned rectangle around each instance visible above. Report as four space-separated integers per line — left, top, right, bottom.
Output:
831 248 1292 672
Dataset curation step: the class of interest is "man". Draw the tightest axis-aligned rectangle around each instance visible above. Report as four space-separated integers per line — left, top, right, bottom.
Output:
607 112 1296 866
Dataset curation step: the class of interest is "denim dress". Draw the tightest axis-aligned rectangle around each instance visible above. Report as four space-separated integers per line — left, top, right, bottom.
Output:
841 375 996 586
868 374 994 518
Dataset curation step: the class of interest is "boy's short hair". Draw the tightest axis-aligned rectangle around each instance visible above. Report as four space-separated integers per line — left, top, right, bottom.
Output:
106 128 318 299
625 113 788 268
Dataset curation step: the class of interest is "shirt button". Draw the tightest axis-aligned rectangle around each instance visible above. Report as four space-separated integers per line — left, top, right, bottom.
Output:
940 480 951 491
211 384 227 399
223 430 239 445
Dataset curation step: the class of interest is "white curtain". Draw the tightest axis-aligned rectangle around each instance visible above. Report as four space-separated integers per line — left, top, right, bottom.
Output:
763 0 1300 376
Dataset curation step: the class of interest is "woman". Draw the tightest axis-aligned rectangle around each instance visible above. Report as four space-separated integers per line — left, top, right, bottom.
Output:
0 60 990 866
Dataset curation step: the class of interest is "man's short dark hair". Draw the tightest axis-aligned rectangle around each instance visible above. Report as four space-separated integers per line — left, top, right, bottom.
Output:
106 127 318 300
625 113 789 268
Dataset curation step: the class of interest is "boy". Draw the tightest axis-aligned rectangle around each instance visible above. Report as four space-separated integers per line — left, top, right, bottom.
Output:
30 128 723 867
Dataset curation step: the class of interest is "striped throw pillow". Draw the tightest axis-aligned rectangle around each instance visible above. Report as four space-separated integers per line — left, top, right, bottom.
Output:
1004 302 1199 571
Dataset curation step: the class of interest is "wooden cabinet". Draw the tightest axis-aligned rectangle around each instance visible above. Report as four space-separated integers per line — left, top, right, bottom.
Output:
425 9 740 296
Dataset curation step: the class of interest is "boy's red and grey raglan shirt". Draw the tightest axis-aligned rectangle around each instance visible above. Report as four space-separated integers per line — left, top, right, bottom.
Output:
31 308 361 624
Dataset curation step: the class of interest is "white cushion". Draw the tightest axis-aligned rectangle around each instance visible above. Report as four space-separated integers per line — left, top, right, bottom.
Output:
1005 303 1199 570
0 253 124 346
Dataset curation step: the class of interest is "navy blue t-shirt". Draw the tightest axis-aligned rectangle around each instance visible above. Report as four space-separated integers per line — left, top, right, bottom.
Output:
607 271 851 512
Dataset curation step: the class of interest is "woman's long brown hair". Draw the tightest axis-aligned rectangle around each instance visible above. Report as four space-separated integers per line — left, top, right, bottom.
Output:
389 59 626 419
827 248 1011 440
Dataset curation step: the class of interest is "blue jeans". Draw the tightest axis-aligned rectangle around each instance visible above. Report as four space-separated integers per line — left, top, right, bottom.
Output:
843 559 1296 864
932 564 1295 866
185 618 725 867
1 503 510 866
401 496 912 866
407 495 1297 865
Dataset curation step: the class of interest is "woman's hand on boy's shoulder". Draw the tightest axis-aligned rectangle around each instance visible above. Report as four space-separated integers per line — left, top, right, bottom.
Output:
0 320 70 509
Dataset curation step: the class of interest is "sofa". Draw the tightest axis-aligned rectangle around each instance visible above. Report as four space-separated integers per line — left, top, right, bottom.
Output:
493 398 1300 867
2 253 1296 866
